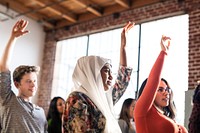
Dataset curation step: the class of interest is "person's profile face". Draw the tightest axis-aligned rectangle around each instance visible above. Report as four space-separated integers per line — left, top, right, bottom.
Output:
154 80 170 109
129 100 136 119
100 63 113 91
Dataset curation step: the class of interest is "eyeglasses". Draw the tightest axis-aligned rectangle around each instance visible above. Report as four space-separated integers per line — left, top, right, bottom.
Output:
158 87 171 94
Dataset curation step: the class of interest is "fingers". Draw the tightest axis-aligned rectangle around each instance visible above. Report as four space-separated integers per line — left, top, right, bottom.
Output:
160 35 171 52
123 21 135 32
21 20 29 29
161 35 171 48
13 20 21 29
125 21 135 31
12 19 29 37
17 19 28 30
162 35 171 42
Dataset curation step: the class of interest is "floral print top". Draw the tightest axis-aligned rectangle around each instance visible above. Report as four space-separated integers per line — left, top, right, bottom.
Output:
63 66 132 133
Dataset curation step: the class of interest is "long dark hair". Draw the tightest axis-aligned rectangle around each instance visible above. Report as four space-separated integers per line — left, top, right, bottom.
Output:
119 98 136 128
47 96 65 133
137 78 176 119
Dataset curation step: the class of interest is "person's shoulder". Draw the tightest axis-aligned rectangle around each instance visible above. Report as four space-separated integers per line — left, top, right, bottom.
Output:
118 119 126 122
34 104 45 111
69 91 89 98
0 70 11 77
118 119 129 132
118 119 127 126
67 91 91 104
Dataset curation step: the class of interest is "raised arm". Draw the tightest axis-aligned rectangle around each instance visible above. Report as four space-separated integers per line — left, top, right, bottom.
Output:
112 22 134 104
120 21 134 66
135 35 171 116
0 19 29 72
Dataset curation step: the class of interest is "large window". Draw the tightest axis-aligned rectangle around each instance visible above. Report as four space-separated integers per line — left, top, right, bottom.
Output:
52 14 188 124
52 36 88 99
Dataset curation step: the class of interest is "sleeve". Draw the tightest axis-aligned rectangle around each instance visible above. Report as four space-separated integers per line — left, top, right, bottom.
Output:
118 119 128 133
62 93 90 133
47 119 52 133
112 66 132 105
0 71 13 105
134 51 167 117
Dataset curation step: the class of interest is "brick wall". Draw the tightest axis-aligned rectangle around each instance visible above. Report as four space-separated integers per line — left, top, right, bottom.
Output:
37 0 200 114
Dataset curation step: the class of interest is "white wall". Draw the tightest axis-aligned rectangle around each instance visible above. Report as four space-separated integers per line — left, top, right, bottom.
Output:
0 6 45 103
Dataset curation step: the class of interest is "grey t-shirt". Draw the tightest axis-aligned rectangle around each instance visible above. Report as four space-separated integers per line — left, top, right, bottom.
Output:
118 119 136 133
0 71 48 133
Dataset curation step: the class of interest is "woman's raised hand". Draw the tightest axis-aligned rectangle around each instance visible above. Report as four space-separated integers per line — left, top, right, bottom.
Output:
160 35 171 54
121 21 135 48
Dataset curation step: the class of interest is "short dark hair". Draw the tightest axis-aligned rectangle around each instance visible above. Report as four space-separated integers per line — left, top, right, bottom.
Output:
13 65 40 82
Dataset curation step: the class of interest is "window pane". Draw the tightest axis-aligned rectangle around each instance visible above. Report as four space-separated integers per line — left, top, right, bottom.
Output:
88 29 121 72
52 36 88 99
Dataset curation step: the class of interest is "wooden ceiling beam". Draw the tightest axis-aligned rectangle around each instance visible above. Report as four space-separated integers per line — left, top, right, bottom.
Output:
115 0 130 9
71 0 102 16
56 0 160 30
33 0 77 23
0 0 54 29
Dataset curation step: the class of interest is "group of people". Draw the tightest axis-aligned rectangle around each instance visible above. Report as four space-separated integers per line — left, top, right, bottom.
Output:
0 19 198 133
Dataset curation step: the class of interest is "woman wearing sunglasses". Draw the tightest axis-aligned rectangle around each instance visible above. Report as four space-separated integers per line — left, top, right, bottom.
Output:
134 35 188 133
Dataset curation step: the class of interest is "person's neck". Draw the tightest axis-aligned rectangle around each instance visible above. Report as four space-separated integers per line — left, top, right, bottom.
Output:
153 104 164 114
18 95 31 102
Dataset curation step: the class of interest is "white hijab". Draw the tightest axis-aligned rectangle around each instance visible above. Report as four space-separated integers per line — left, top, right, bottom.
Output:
72 55 122 133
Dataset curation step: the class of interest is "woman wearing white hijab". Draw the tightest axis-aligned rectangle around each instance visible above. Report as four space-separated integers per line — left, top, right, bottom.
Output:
63 21 134 133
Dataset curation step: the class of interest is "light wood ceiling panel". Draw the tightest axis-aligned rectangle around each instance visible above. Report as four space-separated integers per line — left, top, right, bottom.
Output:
0 0 160 31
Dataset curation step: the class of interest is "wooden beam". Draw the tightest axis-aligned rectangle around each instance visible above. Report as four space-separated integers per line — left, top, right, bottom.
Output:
71 0 102 16
115 0 130 9
0 0 54 29
33 0 77 23
55 0 160 29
